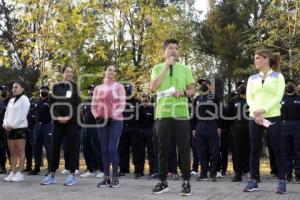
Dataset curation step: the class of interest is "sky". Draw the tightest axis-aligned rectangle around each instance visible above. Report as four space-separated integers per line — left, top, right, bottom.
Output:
194 0 210 19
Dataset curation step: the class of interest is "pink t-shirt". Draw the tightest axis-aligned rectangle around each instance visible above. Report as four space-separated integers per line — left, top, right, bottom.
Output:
91 78 126 121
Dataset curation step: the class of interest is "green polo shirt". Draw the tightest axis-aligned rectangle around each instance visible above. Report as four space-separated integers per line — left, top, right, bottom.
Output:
246 69 285 118
151 63 195 119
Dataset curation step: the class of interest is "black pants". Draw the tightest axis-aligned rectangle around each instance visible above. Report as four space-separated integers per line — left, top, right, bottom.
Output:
155 118 190 181
82 127 103 172
190 128 199 172
25 129 33 170
231 122 250 175
217 128 229 174
249 117 285 180
168 134 178 174
118 126 144 174
0 131 9 169
50 122 79 173
140 127 157 174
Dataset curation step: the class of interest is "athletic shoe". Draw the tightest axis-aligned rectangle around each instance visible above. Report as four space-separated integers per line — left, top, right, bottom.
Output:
147 173 158 180
295 175 300 184
11 172 24 182
190 171 198 176
197 175 208 181
80 171 94 178
95 171 104 178
216 172 223 178
180 180 191 196
41 175 56 185
151 181 169 194
4 172 15 182
110 177 120 188
60 169 69 175
28 169 40 175
97 177 110 188
64 175 77 186
75 170 80 175
243 179 259 192
232 174 242 182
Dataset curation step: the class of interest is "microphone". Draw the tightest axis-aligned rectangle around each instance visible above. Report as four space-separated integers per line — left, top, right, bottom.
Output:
170 65 173 76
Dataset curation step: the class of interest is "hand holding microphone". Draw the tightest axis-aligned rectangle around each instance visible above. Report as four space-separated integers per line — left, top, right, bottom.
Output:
164 56 176 76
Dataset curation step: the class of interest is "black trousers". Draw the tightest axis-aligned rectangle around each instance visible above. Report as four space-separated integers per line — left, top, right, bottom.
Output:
217 128 229 174
118 126 144 174
155 118 190 181
249 117 285 180
140 127 157 174
50 122 79 173
231 122 250 175
0 130 9 169
25 129 33 170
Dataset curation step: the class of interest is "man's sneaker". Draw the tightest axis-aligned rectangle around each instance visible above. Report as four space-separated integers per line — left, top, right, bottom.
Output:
197 175 208 181
4 172 15 182
11 172 24 182
190 171 198 176
216 172 223 178
295 176 300 184
97 177 110 188
75 170 80 175
95 171 104 178
243 179 259 192
110 177 120 188
210 176 217 182
180 181 191 196
80 171 94 178
147 173 158 180
28 169 40 175
286 175 293 183
152 181 169 194
60 169 69 175
275 180 286 194
64 175 77 186
232 175 242 182
41 175 56 185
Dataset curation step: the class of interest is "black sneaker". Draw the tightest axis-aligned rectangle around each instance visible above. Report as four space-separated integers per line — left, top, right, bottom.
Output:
210 176 217 182
97 177 111 188
28 169 40 175
134 173 144 179
152 181 169 195
110 177 120 188
197 175 208 181
0 168 6 174
147 173 158 180
232 175 242 182
180 181 191 196
295 176 300 184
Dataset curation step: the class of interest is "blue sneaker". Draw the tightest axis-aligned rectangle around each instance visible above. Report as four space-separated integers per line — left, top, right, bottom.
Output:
64 175 77 186
243 179 258 192
275 180 286 194
41 175 56 185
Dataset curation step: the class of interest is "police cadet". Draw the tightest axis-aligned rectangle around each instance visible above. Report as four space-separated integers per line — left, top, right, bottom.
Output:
228 80 250 182
28 84 52 175
192 78 222 182
138 93 158 179
118 83 144 178
281 79 300 184
0 85 10 174
80 84 104 178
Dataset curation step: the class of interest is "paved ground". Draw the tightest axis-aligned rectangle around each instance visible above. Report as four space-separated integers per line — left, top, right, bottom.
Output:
0 173 299 200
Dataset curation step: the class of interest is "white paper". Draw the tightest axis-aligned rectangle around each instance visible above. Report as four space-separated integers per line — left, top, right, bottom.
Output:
156 87 176 99
66 90 72 98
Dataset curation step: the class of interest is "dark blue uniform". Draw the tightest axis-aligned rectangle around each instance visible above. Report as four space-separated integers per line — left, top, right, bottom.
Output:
192 94 221 179
281 94 300 181
81 98 103 173
0 97 10 172
31 97 53 173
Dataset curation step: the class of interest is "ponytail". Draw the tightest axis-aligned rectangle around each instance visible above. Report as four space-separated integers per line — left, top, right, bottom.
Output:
255 49 281 72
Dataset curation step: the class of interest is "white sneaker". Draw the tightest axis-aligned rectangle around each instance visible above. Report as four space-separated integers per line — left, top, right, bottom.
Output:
216 172 223 178
11 172 24 182
190 171 198 176
4 172 15 182
80 171 94 178
60 169 69 175
75 170 80 175
95 171 104 178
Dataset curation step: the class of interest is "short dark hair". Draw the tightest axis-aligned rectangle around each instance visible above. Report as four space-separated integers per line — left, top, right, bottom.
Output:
163 38 179 49
13 80 26 89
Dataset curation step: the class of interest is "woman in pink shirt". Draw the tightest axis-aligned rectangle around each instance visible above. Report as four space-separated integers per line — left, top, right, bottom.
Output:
91 65 126 188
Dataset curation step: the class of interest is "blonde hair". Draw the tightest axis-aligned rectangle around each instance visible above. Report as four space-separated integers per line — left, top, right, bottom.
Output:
255 49 281 72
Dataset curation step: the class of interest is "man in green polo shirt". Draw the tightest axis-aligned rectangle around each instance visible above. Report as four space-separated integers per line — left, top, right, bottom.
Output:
150 39 195 196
